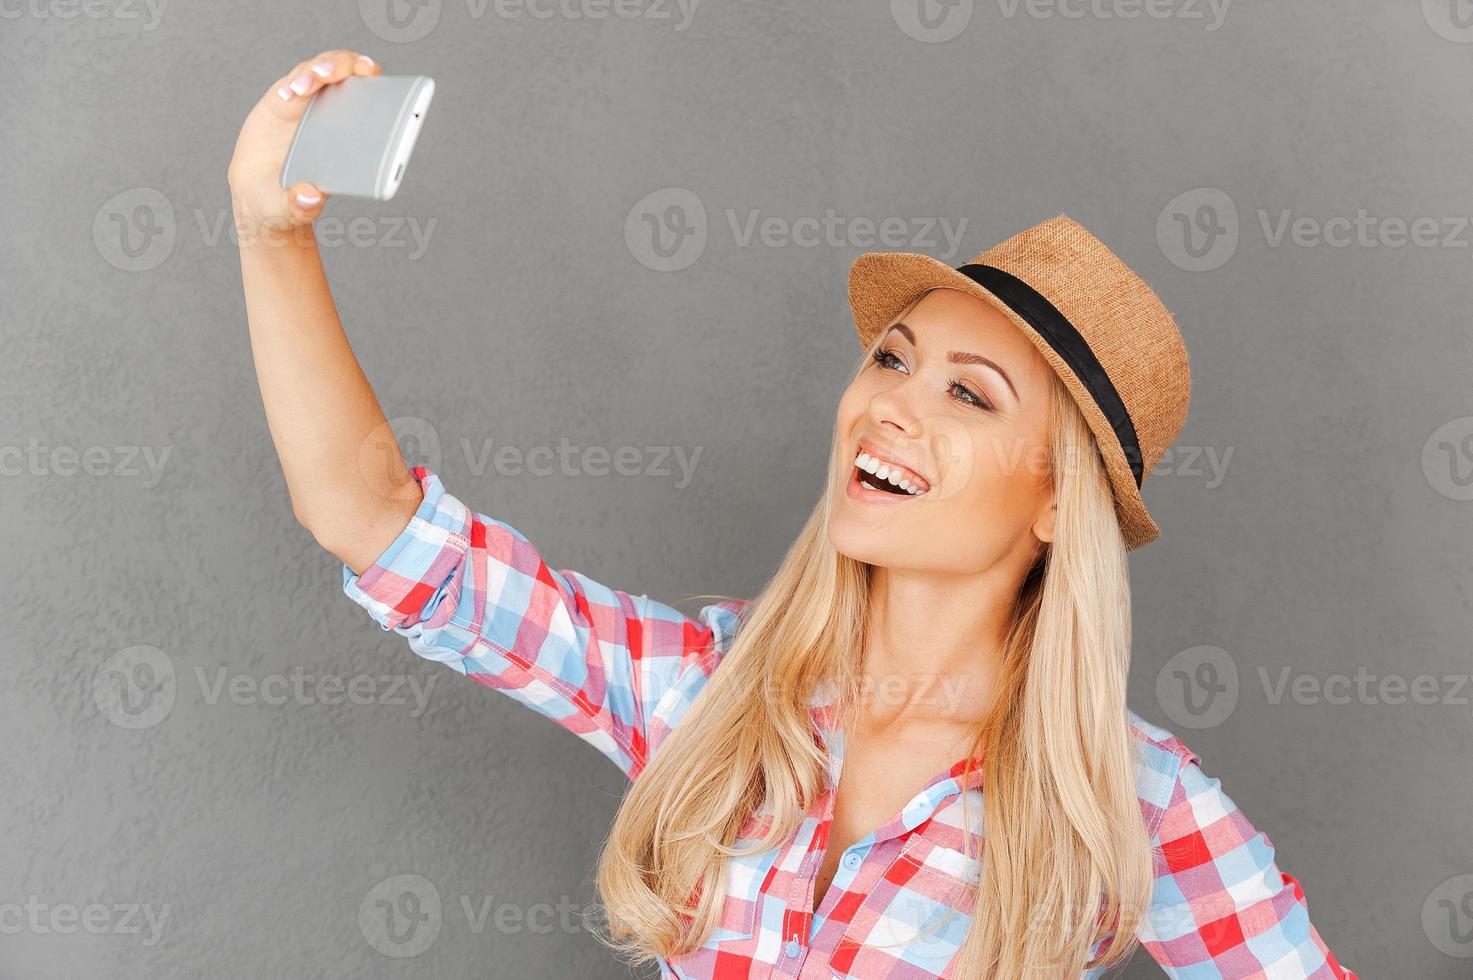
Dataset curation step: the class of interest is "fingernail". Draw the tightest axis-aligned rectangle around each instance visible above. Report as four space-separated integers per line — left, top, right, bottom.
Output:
295 190 321 206
276 85 292 101
356 54 375 68
310 60 334 77
289 72 313 95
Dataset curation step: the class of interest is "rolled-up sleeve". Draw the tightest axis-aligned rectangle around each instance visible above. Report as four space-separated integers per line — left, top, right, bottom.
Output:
1141 753 1358 978
341 466 746 778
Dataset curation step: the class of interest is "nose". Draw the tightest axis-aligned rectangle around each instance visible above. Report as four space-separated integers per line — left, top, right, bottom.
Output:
867 374 924 439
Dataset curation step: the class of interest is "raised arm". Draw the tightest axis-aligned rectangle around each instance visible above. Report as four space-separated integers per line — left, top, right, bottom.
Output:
228 53 749 776
340 465 749 777
227 48 420 573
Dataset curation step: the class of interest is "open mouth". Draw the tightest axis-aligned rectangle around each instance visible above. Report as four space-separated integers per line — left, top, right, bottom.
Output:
852 450 929 497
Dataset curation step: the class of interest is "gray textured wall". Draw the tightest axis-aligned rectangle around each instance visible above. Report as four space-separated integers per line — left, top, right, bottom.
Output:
3 1 1470 976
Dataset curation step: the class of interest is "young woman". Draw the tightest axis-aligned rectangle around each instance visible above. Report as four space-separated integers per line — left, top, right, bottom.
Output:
229 50 1359 979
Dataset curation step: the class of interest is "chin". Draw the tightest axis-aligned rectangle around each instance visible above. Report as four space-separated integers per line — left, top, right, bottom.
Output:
825 508 902 568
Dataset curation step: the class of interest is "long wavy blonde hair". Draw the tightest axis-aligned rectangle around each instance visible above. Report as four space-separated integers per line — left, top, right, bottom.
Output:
592 293 1156 976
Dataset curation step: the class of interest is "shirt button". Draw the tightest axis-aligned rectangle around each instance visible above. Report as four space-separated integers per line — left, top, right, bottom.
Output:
784 938 801 958
842 852 862 870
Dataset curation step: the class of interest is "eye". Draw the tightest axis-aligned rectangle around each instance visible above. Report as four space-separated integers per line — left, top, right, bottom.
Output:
947 378 993 412
872 347 906 372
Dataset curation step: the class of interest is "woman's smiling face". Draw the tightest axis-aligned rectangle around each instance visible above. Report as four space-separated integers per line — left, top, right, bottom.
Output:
828 287 1060 574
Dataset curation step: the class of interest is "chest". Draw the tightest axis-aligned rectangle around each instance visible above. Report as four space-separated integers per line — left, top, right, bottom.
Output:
668 768 988 980
813 732 976 909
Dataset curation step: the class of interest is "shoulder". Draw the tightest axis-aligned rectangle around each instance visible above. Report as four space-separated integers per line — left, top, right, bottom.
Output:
698 597 750 654
643 596 751 749
1127 708 1201 767
1125 708 1202 839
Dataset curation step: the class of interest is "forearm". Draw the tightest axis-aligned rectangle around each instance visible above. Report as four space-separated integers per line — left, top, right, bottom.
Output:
236 224 420 573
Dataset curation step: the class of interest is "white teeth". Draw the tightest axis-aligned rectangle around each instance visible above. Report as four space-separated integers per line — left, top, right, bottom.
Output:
853 450 926 496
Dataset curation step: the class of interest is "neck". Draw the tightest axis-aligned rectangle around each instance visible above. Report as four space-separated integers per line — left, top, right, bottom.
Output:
859 562 1025 729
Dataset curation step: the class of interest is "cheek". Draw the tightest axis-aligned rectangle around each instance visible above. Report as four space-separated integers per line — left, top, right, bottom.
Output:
938 425 1050 521
833 380 881 454
836 377 871 425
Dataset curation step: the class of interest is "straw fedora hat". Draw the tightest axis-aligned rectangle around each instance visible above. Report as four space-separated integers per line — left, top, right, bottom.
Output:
847 213 1191 550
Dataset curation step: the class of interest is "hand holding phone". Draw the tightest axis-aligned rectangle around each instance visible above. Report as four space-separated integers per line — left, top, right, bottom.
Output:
227 51 433 237
280 74 435 201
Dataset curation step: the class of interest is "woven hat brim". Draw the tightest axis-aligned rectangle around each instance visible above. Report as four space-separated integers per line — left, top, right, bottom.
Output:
847 251 1160 551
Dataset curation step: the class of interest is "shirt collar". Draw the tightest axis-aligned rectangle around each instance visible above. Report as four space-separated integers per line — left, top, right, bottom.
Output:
807 677 986 843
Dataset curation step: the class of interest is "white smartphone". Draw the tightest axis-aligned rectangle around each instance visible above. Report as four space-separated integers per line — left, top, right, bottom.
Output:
279 74 436 201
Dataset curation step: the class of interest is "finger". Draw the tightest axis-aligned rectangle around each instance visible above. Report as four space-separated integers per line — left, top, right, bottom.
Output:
352 52 381 76
272 54 339 103
287 181 328 223
269 50 364 106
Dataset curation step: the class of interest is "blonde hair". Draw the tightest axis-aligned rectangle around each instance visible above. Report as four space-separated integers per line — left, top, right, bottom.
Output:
592 290 1155 976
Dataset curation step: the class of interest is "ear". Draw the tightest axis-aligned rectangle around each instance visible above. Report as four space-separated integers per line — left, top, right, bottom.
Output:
1032 489 1056 545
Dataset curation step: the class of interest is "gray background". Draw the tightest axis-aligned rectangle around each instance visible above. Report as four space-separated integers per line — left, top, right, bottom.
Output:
3 1 1470 976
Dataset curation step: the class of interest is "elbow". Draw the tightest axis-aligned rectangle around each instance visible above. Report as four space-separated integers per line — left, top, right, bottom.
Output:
290 496 349 561
309 495 424 576
293 504 341 559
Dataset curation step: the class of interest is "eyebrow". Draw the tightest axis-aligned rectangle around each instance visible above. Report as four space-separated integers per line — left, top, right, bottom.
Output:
885 322 1019 403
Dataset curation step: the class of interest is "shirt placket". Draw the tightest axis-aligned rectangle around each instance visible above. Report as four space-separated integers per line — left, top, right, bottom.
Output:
769 705 984 979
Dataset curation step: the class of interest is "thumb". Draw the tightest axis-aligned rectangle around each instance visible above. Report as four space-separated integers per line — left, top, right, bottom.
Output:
287 181 328 224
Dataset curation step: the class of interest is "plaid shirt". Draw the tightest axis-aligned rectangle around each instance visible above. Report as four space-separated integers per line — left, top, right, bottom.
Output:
341 467 1358 979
